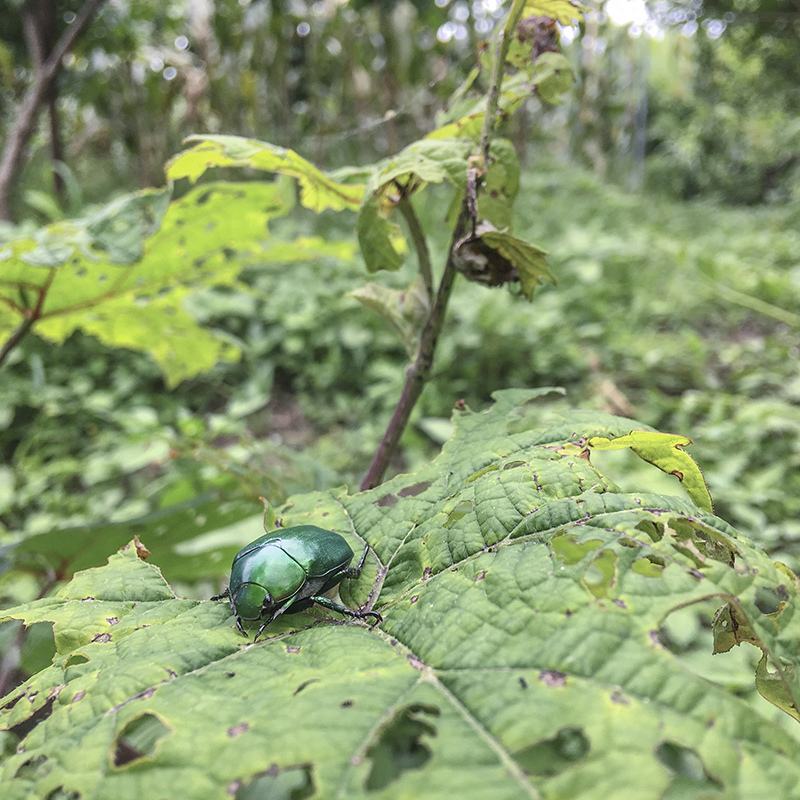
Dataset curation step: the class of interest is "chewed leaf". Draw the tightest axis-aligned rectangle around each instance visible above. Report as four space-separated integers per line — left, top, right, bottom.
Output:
167 135 364 212
588 430 714 513
3 392 799 799
756 654 800 723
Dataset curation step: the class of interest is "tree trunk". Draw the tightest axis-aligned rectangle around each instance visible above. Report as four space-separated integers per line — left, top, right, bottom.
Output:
0 0 107 221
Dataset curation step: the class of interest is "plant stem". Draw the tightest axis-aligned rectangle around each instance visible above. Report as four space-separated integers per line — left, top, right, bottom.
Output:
360 209 468 491
396 194 433 301
361 5 525 490
481 0 527 161
0 316 36 368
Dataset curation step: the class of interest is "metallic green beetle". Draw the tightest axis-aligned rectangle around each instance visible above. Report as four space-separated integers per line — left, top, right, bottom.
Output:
212 525 382 640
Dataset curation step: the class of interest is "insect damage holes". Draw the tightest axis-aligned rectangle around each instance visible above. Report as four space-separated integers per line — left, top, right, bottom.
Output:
364 703 440 792
112 714 170 767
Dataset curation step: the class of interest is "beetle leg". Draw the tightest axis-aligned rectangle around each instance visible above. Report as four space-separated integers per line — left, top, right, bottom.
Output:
235 616 247 636
310 595 383 625
210 587 230 601
253 596 297 642
341 544 372 579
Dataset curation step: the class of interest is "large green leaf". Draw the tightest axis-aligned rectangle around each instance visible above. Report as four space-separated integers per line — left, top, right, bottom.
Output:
0 182 294 386
166 135 365 213
2 391 799 799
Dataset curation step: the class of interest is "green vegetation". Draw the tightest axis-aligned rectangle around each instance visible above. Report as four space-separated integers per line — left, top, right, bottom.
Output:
2 0 800 796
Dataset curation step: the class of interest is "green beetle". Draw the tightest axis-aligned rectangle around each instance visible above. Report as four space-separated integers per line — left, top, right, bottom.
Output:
213 525 382 640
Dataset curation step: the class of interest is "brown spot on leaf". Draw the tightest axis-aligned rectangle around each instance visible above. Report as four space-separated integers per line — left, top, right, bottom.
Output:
341 699 355 708
228 722 249 737
286 646 301 654
398 481 433 498
106 617 120 625
92 633 111 644
539 670 567 688
376 493 399 507
422 567 432 581
293 679 320 696
610 690 630 705
473 570 487 582
71 691 86 704
410 595 419 604
133 536 150 559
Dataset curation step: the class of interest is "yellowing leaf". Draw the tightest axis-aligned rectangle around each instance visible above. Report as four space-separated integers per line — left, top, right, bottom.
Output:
588 430 714 513
167 135 364 212
523 0 586 25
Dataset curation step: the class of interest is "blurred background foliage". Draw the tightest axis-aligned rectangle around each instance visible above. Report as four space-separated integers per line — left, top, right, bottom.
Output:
1 0 799 695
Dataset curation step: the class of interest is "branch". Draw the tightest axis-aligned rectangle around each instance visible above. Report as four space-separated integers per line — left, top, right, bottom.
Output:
361 5 526 490
0 0 107 220
396 194 433 301
0 317 36 368
0 270 55 368
360 209 469 491
481 0 527 161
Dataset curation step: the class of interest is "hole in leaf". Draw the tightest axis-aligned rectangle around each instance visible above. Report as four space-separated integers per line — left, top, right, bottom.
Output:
655 741 722 798
113 713 170 767
754 586 788 615
550 533 602 565
631 556 665 578
44 788 80 800
364 703 440 792
9 695 56 741
582 549 617 598
64 653 89 668
14 754 50 781
657 605 704 654
514 726 590 776
235 764 315 800
635 520 664 542
443 500 474 528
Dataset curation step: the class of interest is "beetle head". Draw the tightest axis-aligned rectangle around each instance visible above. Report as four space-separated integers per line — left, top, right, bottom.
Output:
232 581 274 620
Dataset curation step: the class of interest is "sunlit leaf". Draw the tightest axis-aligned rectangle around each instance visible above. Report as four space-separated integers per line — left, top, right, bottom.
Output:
588 431 714 513
0 182 296 386
3 392 799 798
167 134 364 212
523 0 586 25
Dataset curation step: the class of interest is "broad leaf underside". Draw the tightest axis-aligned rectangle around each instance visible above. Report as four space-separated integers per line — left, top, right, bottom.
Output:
2 390 799 799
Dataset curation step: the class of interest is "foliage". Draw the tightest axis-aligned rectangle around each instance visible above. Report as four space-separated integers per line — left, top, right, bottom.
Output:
644 1 800 203
2 392 800 798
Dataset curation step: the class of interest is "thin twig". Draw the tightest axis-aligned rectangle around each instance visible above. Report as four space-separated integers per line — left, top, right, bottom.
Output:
0 269 54 368
481 0 527 161
396 194 433 301
0 316 36 369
